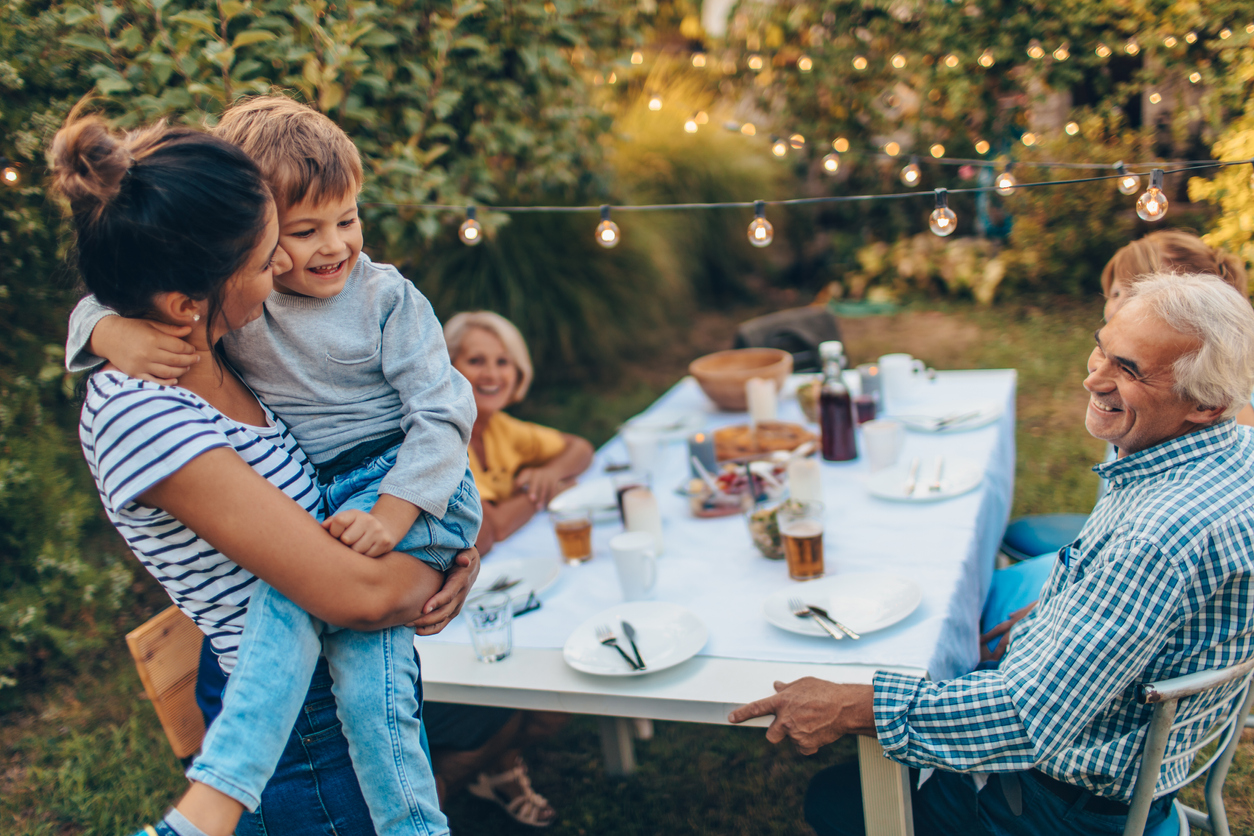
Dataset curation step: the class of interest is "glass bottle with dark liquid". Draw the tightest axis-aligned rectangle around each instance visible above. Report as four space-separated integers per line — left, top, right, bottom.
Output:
819 343 857 462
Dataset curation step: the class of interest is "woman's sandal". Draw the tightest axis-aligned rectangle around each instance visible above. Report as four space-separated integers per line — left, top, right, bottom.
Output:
467 758 557 828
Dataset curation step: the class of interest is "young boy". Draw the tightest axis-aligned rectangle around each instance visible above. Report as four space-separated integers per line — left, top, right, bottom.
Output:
66 97 479 836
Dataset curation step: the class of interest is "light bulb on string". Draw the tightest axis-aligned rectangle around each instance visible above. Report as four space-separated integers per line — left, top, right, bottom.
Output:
900 156 922 187
771 137 788 157
943 53 960 68
1125 40 1140 55
1149 91 1162 104
692 52 707 68
684 118 698 133
695 111 709 124
929 188 957 237
595 205 620 248
974 139 991 155
1220 28 1232 40
930 144 945 158
631 51 643 64
1027 41 1045 59
789 133 805 149
747 54 764 70
741 123 756 136
891 53 906 69
1136 169 1168 222
1 162 19 187
1114 162 1141 195
995 164 1016 195
747 200 774 247
884 141 901 156
797 55 813 72
978 49 995 67
821 153 840 175
1164 35 1178 48
833 137 850 152
1247 23 1254 34
458 206 483 246
1065 121 1080 135
1053 44 1070 61
1189 72 1202 83
1185 31 1197 44
1095 42 1112 58
648 94 662 111
853 55 868 70
1021 132 1037 147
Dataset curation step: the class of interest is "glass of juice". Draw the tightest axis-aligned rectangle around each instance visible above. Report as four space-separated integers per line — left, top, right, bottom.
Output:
777 500 825 581
551 508 593 564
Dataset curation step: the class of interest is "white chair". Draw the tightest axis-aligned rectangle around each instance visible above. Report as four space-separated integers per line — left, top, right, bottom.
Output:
1123 657 1254 836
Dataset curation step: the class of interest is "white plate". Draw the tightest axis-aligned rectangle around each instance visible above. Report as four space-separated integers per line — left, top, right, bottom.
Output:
470 557 561 609
763 572 923 637
890 401 1002 433
563 602 709 677
622 410 706 442
867 455 984 502
548 477 618 522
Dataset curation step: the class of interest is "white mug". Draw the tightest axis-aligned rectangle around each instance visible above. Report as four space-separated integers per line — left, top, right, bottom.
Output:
861 419 905 472
609 531 658 601
878 353 927 413
622 428 662 477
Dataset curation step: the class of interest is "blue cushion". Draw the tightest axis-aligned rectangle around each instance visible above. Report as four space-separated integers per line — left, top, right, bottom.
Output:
1001 514 1088 561
981 553 1056 639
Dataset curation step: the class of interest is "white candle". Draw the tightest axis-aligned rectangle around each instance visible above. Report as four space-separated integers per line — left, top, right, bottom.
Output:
622 487 664 554
745 376 777 428
787 458 823 504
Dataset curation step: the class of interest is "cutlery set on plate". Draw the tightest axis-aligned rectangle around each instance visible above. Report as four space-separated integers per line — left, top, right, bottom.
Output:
902 455 945 496
596 622 647 671
787 597 861 641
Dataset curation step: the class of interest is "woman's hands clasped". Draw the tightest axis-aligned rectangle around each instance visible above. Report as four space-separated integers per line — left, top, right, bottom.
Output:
410 547 480 635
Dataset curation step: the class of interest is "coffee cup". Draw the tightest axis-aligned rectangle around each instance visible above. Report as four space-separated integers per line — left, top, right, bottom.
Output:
861 419 905 472
609 531 658 601
878 353 927 413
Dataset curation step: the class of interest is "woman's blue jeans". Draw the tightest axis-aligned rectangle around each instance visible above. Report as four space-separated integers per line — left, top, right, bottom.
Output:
188 583 446 836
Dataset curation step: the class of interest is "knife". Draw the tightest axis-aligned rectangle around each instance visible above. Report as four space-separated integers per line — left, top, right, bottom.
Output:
621 620 647 670
903 457 921 496
928 456 945 493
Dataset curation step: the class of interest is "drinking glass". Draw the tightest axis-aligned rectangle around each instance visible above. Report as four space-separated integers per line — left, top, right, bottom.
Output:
609 531 658 601
777 500 825 581
551 508 593 564
862 419 905 472
466 592 513 663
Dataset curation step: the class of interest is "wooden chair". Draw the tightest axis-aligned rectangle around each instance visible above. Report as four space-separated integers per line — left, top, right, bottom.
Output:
126 606 206 760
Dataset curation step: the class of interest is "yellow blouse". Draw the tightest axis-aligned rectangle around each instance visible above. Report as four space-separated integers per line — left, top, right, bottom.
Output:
469 411 567 503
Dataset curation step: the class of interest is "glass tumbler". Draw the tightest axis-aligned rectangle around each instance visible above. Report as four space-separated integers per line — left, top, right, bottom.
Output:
466 591 513 663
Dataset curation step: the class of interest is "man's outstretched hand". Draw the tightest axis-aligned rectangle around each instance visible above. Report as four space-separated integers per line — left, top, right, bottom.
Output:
728 678 876 755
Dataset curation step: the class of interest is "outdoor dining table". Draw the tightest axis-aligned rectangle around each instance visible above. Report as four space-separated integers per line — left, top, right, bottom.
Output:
421 368 1018 836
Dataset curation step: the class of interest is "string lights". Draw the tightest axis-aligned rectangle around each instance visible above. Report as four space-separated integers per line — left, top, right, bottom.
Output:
821 152 841 174
1115 162 1141 195
747 200 774 247
1136 169 1168 222
900 156 922 186
929 189 957 236
1 159 19 187
595 205 620 248
458 206 482 245
995 164 1016 195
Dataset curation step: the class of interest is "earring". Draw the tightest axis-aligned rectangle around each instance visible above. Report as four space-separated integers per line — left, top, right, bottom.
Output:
192 314 201 322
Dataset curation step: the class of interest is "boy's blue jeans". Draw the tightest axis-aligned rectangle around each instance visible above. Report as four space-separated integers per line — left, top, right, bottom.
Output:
186 449 481 836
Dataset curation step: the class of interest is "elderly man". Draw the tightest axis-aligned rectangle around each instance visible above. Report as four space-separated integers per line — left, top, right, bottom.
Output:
730 273 1254 836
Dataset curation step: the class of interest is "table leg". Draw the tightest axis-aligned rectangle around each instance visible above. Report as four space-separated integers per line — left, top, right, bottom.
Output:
857 736 914 836
598 717 637 776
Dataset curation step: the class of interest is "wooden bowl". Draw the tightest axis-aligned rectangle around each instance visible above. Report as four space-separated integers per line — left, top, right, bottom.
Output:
688 348 793 411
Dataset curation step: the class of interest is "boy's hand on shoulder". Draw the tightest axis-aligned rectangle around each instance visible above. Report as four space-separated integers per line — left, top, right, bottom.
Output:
322 509 398 557
92 316 199 385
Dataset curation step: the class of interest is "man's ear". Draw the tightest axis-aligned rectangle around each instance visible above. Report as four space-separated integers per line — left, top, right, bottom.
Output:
1187 403 1228 426
151 291 203 325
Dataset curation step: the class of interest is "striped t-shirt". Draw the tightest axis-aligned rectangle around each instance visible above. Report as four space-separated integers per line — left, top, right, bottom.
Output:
79 371 321 671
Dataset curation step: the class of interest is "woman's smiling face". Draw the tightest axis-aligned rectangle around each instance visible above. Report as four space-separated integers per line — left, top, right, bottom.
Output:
452 327 519 418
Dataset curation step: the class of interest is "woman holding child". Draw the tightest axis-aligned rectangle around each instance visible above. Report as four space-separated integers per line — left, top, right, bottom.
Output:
62 98 480 836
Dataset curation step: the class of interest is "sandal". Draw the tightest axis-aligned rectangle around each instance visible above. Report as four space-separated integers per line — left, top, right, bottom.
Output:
467 758 557 828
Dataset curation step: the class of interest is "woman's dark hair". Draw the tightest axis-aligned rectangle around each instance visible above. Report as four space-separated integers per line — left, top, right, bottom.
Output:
48 111 272 335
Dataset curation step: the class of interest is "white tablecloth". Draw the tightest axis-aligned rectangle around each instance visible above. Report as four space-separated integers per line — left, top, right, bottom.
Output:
426 370 1017 682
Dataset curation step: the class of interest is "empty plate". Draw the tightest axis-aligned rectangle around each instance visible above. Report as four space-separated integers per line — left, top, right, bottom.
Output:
763 573 922 637
563 601 708 676
548 477 618 522
867 455 984 502
470 557 561 610
622 410 706 442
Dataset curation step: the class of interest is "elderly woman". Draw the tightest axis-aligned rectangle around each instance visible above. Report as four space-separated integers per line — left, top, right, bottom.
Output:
421 311 592 828
445 311 594 554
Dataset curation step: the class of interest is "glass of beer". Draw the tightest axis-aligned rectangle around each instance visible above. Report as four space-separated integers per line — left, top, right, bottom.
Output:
777 500 825 580
551 508 593 564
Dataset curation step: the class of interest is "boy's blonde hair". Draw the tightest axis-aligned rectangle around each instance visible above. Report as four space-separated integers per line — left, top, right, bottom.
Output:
444 312 535 404
1101 230 1247 297
214 95 363 210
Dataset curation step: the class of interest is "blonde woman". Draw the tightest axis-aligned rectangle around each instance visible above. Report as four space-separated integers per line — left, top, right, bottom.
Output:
423 311 591 827
444 311 594 555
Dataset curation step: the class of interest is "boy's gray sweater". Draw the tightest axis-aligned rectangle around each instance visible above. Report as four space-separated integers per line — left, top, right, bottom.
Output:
66 253 475 518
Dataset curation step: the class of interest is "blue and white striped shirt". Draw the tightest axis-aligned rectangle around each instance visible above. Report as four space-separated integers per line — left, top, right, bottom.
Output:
79 371 322 671
875 420 1254 801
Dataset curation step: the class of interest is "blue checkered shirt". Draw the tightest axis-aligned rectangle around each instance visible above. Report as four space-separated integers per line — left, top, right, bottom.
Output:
874 420 1254 801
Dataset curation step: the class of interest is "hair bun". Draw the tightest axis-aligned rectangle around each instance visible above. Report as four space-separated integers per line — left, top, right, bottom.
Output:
48 113 133 218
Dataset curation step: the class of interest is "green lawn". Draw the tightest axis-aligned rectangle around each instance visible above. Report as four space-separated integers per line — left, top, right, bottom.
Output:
3 297 1250 835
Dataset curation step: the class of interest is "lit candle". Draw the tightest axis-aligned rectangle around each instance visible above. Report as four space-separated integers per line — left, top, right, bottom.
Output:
688 431 717 475
787 458 823 504
745 376 777 429
622 487 664 554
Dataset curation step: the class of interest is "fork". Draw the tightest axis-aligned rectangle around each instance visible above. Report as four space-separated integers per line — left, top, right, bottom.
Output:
487 575 522 593
788 597 844 641
596 625 642 670
806 603 862 640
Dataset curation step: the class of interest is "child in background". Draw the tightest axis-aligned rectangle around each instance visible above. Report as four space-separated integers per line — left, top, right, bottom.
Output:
65 98 479 836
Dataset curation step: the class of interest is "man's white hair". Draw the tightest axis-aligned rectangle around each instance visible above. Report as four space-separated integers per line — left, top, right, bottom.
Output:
1125 272 1254 421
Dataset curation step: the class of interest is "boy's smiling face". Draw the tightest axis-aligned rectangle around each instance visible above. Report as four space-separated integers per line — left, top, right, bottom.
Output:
274 191 363 298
